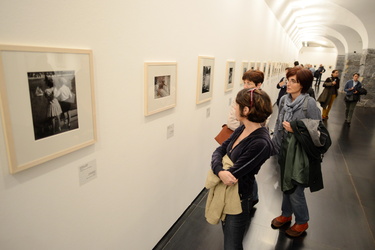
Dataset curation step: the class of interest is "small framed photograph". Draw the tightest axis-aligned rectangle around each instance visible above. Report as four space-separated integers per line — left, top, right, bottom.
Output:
224 60 235 92
268 61 273 77
144 62 177 116
255 61 261 70
0 44 97 174
262 62 267 75
196 56 215 104
240 61 249 86
249 62 255 70
241 61 249 75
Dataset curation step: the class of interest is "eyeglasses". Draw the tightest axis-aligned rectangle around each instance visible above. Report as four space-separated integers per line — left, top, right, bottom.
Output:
288 78 299 84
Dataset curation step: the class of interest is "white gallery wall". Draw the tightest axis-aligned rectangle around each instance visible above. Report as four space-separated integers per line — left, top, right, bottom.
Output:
298 47 338 80
0 0 299 249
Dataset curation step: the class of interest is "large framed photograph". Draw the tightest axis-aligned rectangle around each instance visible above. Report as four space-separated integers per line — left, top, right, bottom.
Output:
144 62 177 116
196 56 215 104
0 45 96 174
224 60 235 92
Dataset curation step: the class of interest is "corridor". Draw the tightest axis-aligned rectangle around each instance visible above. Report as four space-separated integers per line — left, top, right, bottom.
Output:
155 91 375 250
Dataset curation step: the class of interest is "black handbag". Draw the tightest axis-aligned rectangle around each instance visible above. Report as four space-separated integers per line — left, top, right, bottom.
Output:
345 95 354 102
357 87 367 95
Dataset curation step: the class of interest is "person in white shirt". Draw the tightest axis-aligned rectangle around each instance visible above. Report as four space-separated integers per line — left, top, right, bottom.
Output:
54 77 74 129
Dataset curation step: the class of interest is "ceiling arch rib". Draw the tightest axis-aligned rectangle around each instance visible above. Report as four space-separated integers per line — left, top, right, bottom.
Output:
325 35 346 54
263 0 369 51
326 24 363 53
296 26 349 53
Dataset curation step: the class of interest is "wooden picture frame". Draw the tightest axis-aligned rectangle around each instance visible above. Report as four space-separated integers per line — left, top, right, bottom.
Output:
0 44 97 174
196 56 215 104
144 62 177 116
224 60 235 92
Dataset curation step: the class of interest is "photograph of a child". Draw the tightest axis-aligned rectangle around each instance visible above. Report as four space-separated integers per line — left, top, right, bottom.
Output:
202 66 211 93
28 71 79 140
154 75 171 99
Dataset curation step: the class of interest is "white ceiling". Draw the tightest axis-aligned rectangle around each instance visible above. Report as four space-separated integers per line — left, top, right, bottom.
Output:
264 0 375 54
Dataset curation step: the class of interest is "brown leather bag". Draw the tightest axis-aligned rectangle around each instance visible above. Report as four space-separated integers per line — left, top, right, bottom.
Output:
214 124 234 145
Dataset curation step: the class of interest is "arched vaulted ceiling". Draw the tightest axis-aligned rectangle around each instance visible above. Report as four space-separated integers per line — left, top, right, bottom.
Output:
264 0 375 54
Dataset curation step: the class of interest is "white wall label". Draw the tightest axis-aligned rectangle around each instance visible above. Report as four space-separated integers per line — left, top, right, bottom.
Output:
167 124 174 139
206 107 210 118
79 160 97 185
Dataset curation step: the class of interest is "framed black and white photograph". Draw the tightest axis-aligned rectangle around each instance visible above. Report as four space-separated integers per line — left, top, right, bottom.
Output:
241 61 249 75
224 60 235 92
262 62 267 76
28 71 78 140
0 45 97 174
196 56 215 104
249 62 255 70
268 61 273 78
255 61 260 70
144 62 177 116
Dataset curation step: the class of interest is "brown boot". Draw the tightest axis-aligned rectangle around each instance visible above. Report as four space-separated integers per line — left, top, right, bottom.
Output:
285 223 308 237
271 215 292 228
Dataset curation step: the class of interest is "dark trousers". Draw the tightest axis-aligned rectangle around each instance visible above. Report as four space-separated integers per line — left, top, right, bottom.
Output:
315 75 322 86
345 101 357 122
222 197 253 250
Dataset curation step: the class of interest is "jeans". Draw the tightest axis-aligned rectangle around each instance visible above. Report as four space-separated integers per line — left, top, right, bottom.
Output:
281 185 309 224
222 197 253 250
315 75 322 86
253 179 258 201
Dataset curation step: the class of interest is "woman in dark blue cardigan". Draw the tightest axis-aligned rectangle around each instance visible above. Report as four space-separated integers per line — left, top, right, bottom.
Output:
211 88 274 250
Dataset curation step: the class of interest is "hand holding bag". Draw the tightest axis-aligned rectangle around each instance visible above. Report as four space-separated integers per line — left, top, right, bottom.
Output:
357 87 367 95
214 124 233 145
344 94 354 102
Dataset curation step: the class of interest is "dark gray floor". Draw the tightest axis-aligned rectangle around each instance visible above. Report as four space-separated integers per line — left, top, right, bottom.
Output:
154 91 375 250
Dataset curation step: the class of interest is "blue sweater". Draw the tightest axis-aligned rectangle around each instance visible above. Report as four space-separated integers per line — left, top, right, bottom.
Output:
211 126 274 199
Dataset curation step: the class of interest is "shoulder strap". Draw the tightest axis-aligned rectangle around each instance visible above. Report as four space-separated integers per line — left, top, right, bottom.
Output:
302 96 309 117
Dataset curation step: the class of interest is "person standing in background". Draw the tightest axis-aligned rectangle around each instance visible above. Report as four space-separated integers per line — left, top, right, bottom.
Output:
308 64 315 76
318 70 340 120
276 68 290 106
344 73 365 126
314 64 326 86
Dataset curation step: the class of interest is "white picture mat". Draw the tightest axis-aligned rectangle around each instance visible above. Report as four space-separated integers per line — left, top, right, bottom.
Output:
144 62 177 116
241 61 249 75
196 56 215 104
224 60 235 92
0 46 96 173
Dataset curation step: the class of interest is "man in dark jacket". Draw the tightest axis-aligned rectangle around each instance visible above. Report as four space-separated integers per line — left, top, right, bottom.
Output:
314 64 326 86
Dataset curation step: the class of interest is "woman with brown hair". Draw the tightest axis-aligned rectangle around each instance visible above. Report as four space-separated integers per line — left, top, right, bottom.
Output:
208 88 274 249
318 69 340 120
271 67 322 237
